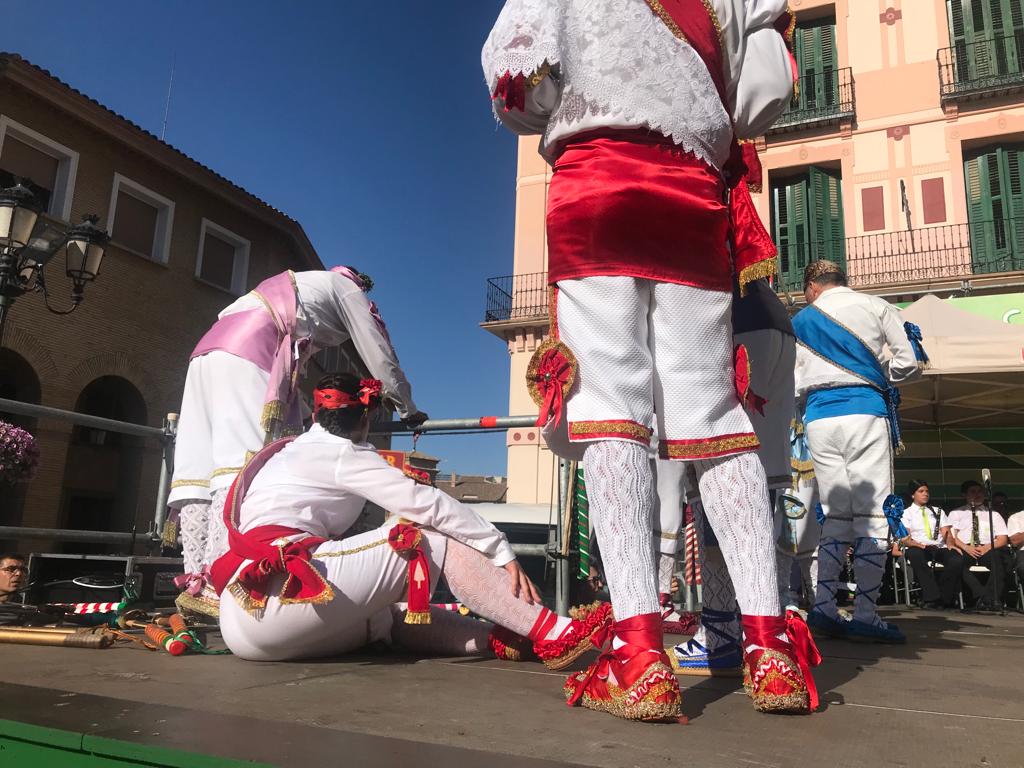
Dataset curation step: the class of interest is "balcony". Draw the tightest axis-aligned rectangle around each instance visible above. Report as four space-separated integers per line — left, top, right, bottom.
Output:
483 272 549 324
483 220 1024 324
776 219 1024 294
767 68 855 135
939 33 1024 102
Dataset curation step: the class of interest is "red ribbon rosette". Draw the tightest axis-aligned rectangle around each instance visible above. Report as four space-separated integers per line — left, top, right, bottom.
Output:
358 378 383 406
493 70 527 113
388 523 432 624
734 344 768 416
526 339 578 428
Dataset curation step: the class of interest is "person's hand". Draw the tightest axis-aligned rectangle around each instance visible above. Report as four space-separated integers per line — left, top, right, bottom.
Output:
503 559 542 605
402 411 429 428
963 544 983 559
977 544 991 556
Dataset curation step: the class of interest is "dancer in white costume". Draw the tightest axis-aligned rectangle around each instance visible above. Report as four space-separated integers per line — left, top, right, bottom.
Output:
795 260 924 643
776 421 822 610
484 0 818 719
215 374 613 668
169 267 427 618
667 278 798 676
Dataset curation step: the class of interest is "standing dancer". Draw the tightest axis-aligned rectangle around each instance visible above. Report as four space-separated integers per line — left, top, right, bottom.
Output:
795 260 924 643
169 267 428 618
668 276 799 678
484 0 817 719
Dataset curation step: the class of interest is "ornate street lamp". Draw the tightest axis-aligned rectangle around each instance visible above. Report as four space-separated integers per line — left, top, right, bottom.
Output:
0 182 109 344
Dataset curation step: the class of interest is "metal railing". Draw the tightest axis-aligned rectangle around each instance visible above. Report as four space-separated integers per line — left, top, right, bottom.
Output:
939 32 1024 100
483 272 549 323
485 219 1024 308
769 67 855 132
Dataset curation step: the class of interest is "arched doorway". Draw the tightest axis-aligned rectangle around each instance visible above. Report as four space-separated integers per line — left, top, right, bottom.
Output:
0 349 42 531
61 376 147 553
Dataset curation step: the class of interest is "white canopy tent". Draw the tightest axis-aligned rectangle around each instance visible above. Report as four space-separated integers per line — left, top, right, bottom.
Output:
898 294 1024 429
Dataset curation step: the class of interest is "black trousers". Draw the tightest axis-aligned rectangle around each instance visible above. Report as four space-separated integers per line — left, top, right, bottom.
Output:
961 549 1010 604
904 546 961 605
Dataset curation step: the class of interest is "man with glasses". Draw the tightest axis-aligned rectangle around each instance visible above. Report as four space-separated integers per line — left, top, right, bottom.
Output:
0 554 27 603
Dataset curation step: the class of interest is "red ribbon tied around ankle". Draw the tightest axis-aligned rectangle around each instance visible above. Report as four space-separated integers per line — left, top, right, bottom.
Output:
785 611 822 711
493 71 526 112
565 614 656 707
173 567 211 597
388 523 432 624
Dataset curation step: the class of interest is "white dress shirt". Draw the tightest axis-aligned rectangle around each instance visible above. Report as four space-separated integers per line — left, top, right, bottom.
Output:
222 271 417 417
901 504 948 548
1006 510 1024 538
795 286 921 399
238 424 516 566
947 505 1009 547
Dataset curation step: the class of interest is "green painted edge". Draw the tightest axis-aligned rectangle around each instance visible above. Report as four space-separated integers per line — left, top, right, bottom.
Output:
0 719 273 767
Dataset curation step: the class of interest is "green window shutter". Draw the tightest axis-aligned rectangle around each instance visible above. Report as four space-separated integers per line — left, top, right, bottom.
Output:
794 21 838 112
808 166 846 267
771 177 810 288
963 148 1021 271
1001 147 1024 264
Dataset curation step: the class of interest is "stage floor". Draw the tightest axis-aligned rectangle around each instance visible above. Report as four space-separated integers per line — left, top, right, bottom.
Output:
0 607 1021 768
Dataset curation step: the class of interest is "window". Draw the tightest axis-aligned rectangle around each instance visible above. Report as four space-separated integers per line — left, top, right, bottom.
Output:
964 145 1024 273
770 166 845 290
793 18 838 113
196 219 249 294
0 116 79 221
948 0 1024 82
107 174 174 263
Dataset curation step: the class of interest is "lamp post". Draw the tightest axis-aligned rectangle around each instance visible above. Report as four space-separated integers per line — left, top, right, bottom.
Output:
0 182 109 345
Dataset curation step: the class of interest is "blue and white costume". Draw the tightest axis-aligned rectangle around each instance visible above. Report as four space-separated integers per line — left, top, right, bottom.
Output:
794 283 922 641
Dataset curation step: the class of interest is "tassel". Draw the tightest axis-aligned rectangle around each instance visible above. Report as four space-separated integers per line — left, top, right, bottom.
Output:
404 611 432 625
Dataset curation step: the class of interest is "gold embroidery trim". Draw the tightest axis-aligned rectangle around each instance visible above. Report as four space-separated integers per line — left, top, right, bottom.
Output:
644 0 724 48
657 531 680 541
660 434 760 459
313 538 390 559
212 466 244 478
526 338 578 411
527 62 552 88
170 478 210 489
701 0 724 47
738 257 777 297
570 420 653 441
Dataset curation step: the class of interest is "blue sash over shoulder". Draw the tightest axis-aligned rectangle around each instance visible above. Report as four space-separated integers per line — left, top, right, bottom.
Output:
793 305 904 451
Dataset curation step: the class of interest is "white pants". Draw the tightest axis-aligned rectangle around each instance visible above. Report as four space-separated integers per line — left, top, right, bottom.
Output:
169 351 269 507
655 459 686 556
736 329 795 489
219 524 446 661
805 414 893 542
555 277 757 459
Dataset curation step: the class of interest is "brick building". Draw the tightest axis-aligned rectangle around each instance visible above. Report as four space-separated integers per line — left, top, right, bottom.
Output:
0 53 326 543
484 1 1024 505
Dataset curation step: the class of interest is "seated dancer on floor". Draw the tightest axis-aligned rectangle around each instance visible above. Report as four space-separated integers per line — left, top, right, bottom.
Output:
484 0 816 720
213 374 612 668
169 266 429 619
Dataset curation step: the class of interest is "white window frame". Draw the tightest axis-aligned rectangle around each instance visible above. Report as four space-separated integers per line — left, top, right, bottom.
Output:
195 218 250 295
107 173 175 264
0 115 80 222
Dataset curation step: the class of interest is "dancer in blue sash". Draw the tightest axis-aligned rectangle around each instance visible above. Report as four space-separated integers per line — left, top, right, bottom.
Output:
794 261 924 643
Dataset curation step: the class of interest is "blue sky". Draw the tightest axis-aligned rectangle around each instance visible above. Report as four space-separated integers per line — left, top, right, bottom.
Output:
4 1 520 475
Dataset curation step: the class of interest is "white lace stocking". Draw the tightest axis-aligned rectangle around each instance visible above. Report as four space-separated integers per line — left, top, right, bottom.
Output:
695 453 780 618
658 553 676 596
690 498 740 652
389 607 491 656
204 487 229 568
584 440 660 621
179 502 210 575
442 538 553 639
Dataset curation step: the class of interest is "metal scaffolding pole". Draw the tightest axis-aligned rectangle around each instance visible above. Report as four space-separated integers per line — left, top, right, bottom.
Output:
370 415 536 435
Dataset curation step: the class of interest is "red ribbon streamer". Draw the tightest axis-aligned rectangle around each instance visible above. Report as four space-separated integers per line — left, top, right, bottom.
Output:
388 523 431 624
565 613 652 707
743 613 822 711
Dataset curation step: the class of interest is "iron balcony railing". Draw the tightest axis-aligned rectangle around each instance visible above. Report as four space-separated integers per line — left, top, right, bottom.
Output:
484 219 1024 319
776 219 1024 293
939 32 1024 100
484 272 549 323
768 67 855 133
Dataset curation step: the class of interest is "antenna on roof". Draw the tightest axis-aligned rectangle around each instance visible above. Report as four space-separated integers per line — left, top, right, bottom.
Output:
160 52 176 141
